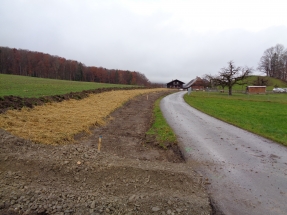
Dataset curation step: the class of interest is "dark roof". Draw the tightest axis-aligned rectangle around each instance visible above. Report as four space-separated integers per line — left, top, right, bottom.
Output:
166 79 185 85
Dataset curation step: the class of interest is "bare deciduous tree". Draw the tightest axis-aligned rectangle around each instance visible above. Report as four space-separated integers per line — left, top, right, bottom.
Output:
258 44 287 81
209 61 252 95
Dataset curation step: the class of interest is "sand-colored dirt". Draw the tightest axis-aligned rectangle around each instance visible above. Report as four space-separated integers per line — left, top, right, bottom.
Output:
0 89 167 144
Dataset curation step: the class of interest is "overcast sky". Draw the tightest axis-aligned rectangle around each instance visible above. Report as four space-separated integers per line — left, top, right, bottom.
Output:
1 0 287 83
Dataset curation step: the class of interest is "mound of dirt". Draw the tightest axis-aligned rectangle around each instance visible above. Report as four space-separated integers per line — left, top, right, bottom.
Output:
0 87 140 114
0 91 212 215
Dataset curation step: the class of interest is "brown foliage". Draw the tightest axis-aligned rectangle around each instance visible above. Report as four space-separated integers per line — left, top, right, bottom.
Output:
0 46 151 86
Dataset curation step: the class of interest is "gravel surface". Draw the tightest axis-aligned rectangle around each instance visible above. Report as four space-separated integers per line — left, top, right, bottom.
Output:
0 91 212 215
161 91 287 215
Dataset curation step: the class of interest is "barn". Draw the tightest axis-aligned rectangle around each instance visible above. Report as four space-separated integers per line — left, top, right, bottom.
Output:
166 79 185 89
246 86 266 94
183 77 207 90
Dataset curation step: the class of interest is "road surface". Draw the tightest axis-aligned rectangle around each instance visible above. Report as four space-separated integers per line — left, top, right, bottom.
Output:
161 91 287 215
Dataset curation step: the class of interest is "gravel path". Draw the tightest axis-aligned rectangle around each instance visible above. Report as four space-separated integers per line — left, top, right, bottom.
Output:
161 91 287 215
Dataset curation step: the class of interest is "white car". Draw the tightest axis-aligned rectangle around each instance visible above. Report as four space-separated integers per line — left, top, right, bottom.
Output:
273 88 285 93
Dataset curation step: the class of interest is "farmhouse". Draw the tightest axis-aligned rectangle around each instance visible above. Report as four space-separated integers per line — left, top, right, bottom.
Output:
183 77 207 90
246 86 266 94
166 79 185 89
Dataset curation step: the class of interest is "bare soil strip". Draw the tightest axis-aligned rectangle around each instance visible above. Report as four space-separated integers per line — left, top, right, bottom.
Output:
0 91 212 215
0 87 140 114
0 89 166 145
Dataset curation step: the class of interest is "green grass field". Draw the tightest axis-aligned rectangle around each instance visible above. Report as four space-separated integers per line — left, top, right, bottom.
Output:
184 92 287 146
0 74 135 98
146 97 177 148
229 75 287 91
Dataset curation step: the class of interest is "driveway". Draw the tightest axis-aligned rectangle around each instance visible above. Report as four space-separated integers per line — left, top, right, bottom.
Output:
161 91 287 215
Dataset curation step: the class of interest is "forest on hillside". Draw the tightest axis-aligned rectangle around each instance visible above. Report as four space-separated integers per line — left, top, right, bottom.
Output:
0 47 151 86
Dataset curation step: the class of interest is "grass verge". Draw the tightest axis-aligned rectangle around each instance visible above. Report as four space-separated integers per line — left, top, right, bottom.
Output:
0 74 136 98
146 97 177 149
184 92 287 146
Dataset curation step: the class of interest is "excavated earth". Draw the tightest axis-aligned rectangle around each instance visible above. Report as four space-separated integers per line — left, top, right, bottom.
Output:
0 87 140 114
0 90 212 215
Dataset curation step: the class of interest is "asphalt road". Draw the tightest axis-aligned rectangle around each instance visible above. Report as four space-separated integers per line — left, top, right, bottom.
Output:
161 91 287 215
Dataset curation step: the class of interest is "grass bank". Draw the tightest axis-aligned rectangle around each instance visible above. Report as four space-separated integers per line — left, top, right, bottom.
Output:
184 92 287 146
230 75 287 91
146 97 177 149
0 74 135 98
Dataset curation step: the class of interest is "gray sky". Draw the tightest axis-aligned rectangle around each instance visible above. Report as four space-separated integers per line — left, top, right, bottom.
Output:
1 0 287 83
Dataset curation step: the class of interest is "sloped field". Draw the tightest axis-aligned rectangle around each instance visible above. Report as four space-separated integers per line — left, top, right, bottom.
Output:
0 88 167 144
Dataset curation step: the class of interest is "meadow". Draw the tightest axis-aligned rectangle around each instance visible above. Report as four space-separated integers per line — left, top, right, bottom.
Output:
0 74 135 98
184 91 287 146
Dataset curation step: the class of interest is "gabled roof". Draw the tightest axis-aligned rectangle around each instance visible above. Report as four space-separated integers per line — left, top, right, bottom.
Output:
183 77 208 88
183 77 202 88
166 79 185 84
183 78 196 88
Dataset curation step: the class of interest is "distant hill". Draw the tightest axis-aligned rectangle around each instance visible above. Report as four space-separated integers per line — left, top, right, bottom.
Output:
234 76 287 91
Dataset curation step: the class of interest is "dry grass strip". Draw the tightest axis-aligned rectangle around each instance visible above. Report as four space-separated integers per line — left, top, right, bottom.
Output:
0 88 168 144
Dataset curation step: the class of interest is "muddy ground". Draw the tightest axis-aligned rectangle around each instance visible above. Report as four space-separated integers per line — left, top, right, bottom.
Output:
0 91 212 215
0 87 139 114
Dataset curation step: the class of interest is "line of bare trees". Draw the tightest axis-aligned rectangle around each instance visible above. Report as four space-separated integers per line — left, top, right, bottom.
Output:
0 46 150 86
258 44 287 81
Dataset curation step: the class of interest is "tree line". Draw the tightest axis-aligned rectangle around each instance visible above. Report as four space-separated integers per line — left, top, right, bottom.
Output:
258 44 287 81
0 46 150 86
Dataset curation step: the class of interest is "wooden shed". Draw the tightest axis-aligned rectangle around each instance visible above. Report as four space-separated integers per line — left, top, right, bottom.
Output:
246 86 266 94
167 79 185 89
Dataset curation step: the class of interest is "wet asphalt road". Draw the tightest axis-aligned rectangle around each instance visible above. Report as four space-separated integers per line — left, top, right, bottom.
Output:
161 91 287 215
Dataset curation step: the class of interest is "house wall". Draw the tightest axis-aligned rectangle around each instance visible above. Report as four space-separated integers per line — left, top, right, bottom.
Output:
192 85 204 90
167 80 183 89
